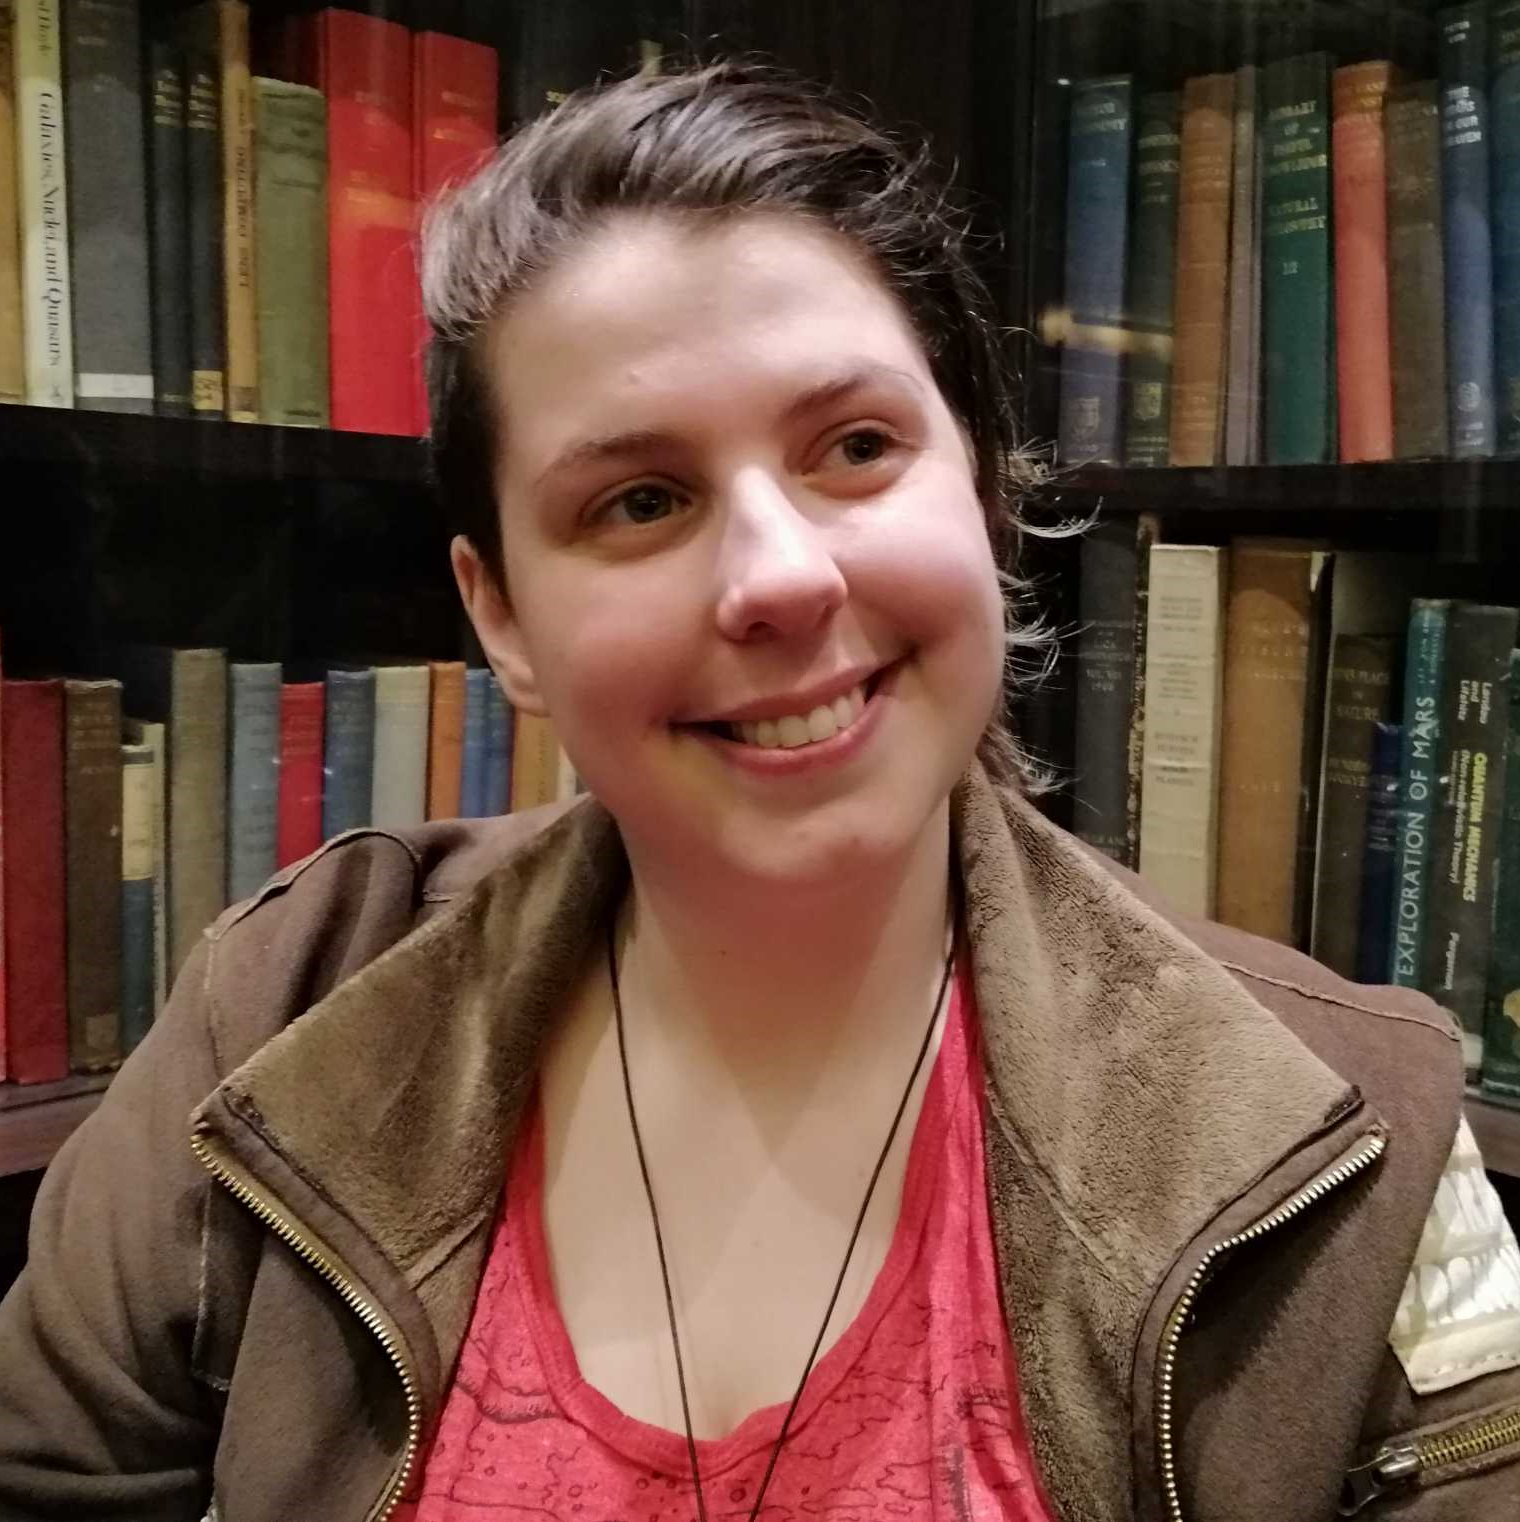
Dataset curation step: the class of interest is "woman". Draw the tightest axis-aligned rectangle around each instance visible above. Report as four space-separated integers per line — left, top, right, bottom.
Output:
1 62 1517 1522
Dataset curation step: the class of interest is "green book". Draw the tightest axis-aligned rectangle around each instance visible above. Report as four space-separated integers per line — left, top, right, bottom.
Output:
254 76 328 428
1261 53 1336 464
1483 647 1520 1103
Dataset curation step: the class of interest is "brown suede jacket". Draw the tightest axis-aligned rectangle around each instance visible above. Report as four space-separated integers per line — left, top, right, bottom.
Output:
0 765 1517 1522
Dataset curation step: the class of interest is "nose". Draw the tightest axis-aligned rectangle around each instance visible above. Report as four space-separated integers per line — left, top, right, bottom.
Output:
712 468 848 642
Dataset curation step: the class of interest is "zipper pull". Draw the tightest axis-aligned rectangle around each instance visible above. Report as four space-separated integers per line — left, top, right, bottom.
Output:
1339 1441 1422 1515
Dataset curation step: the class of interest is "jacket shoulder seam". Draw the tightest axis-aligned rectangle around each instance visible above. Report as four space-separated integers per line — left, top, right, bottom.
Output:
1216 959 1460 1041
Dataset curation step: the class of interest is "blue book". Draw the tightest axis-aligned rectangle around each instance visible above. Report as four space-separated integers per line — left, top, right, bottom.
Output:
482 679 514 817
1492 2 1520 452
1439 3 1497 457
120 736 158 1053
460 667 491 818
227 661 281 901
1058 75 1135 465
1388 600 1450 985
322 666 376 839
1356 721 1404 985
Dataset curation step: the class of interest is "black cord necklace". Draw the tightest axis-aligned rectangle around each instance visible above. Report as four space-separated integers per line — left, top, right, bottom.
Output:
607 908 960 1521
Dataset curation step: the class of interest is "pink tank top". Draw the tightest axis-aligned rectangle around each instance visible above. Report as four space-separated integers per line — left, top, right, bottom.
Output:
394 963 1056 1520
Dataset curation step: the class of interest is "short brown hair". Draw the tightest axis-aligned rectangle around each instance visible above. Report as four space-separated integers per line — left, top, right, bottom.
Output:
421 59 1056 789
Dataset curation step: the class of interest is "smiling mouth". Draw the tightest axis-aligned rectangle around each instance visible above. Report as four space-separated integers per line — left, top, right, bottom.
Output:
684 669 889 751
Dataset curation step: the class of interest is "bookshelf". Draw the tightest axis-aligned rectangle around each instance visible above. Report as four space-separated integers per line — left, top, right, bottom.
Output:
0 1076 113 1180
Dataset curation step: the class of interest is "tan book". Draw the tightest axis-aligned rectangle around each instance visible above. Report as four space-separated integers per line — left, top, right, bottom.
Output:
0 0 24 401
1216 540 1334 947
1139 544 1227 918
1168 73 1235 466
122 716 168 1014
510 711 562 813
371 664 430 829
426 660 466 820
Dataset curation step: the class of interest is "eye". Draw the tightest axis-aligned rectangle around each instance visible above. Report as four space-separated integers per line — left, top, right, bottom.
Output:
598 482 687 527
831 429 891 467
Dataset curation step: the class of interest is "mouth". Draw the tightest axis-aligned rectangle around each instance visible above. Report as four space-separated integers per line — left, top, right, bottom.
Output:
682 666 892 751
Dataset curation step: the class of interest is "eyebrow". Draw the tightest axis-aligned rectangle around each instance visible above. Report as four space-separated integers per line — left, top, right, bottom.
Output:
532 361 924 491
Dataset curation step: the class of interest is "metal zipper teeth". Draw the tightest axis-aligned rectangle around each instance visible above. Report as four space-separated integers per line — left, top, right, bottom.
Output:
1415 1405 1520 1471
1157 1130 1387 1522
189 1130 421 1522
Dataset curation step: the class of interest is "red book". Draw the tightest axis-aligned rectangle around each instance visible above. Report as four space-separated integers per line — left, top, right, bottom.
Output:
1332 62 1396 463
1 680 69 1083
318 8 417 437
277 681 325 868
412 31 499 434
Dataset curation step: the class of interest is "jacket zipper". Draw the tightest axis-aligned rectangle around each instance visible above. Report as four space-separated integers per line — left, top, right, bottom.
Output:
189 1129 421 1522
1338 1405 1520 1514
1155 1130 1387 1522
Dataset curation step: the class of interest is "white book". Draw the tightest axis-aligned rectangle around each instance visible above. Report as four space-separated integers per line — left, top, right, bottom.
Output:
15 0 72 407
371 665 430 830
1139 544 1227 918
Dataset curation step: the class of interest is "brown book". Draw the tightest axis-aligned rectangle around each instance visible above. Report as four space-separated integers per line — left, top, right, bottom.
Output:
1216 541 1334 947
1169 72 1235 466
510 711 562 813
64 678 123 1071
426 659 466 820
0 0 23 402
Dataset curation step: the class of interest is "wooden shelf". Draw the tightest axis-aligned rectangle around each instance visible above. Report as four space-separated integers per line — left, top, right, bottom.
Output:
1466 1093 1520 1184
0 1074 113 1179
0 402 429 485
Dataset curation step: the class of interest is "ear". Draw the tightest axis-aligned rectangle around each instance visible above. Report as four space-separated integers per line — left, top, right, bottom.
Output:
450 535 550 716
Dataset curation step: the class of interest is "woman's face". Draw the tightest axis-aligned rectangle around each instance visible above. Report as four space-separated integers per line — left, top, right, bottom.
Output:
459 211 1005 893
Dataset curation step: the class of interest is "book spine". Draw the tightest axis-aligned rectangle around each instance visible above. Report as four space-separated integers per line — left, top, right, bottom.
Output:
120 739 156 1054
1123 92 1181 468
510 711 562 813
1356 720 1405 985
1057 75 1134 465
459 667 490 817
146 37 192 417
1138 544 1227 918
1492 2 1520 453
123 717 168 1014
1224 65 1260 466
1483 648 1520 1099
213 0 256 420
1332 62 1395 463
1123 512 1162 870
483 679 514 815
276 681 324 867
0 0 25 402
182 16 224 418
62 0 152 413
1262 53 1335 465
371 665 430 830
322 668 375 838
15 0 73 407
1439 3 1497 458
1421 602 1518 1077
226 661 280 902
1311 633 1397 976
167 649 227 982
1167 73 1234 467
63 678 123 1071
254 77 329 427
1 680 67 1081
1386 84 1450 458
426 660 466 820
1073 518 1139 861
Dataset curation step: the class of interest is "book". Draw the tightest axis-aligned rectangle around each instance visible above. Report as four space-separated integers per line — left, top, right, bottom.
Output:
1386 83 1450 459
1223 65 1260 466
1484 648 1520 1100
145 36 192 417
1311 633 1398 977
460 666 491 817
1215 541 1334 947
15 0 73 407
1057 75 1133 466
1493 2 1520 453
426 659 466 819
180 10 224 418
1421 601 1517 1077
1331 62 1395 463
61 0 152 413
1138 544 1227 918
1261 53 1335 465
1072 518 1140 862
1357 720 1404 985
119 733 156 1054
226 661 280 902
1168 73 1234 467
510 711 563 814
322 665 375 838
1 679 67 1082
0 0 25 402
318 7 417 436
1123 512 1163 870
122 716 167 1015
1122 91 1181 469
483 677 514 816
253 77 328 428
276 680 323 867
118 646 228 984
371 664 430 830
63 678 122 1072
1438 3 1497 459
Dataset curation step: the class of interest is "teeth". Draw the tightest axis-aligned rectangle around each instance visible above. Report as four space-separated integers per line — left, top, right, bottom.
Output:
733 682 867 749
